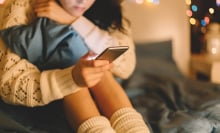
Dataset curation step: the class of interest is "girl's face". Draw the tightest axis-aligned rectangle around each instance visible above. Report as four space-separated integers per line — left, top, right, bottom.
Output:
59 0 95 17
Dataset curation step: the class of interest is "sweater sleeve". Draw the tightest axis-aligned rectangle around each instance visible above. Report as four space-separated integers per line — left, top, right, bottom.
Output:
72 17 136 79
0 0 82 107
0 38 81 107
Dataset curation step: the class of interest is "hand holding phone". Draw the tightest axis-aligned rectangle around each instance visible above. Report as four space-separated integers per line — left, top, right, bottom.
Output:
95 46 129 63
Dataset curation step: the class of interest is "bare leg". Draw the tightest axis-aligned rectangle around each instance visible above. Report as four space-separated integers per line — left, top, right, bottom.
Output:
90 71 132 118
63 87 100 129
90 71 150 133
62 87 116 133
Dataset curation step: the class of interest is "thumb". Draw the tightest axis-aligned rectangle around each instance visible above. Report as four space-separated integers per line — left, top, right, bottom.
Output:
83 51 98 60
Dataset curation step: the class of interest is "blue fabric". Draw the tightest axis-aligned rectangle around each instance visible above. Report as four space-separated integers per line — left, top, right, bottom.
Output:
0 18 89 70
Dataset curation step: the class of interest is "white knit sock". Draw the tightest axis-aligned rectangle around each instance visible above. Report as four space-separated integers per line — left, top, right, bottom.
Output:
77 116 116 133
110 107 150 133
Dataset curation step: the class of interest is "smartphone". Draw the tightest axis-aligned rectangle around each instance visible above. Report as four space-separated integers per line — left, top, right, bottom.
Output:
95 46 129 63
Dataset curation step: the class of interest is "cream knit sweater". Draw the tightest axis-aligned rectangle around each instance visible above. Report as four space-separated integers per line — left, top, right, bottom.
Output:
0 0 136 107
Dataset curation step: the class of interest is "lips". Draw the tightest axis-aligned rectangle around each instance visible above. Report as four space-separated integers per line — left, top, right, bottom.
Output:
74 6 85 12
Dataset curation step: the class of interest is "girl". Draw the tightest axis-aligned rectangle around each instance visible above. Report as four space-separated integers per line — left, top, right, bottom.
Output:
0 0 150 132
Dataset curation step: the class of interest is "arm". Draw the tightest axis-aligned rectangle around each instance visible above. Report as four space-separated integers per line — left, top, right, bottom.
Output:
0 18 89 70
0 0 81 107
0 38 81 107
0 0 111 107
32 0 135 78
0 38 113 107
72 17 136 79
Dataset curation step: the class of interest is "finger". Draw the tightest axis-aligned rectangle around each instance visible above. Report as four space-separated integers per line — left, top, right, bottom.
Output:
81 51 96 60
81 59 109 68
77 59 94 68
93 60 110 67
85 71 104 81
84 65 112 77
87 78 102 88
35 10 51 18
85 73 104 87
34 3 49 14
34 3 54 18
35 0 48 7
35 0 55 11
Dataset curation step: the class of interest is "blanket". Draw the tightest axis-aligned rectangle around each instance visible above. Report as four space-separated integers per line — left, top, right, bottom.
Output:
126 74 220 133
123 40 220 133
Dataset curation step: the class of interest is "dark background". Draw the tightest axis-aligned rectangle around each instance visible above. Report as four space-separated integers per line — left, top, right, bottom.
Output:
191 0 220 53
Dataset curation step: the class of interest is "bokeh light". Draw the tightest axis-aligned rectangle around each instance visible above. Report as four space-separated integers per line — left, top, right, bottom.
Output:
185 0 191 5
153 0 160 5
0 0 5 4
204 16 210 24
191 5 198 12
201 19 207 26
217 0 220 6
209 8 215 14
135 0 144 4
132 0 160 5
190 18 197 25
186 10 193 17
145 0 160 5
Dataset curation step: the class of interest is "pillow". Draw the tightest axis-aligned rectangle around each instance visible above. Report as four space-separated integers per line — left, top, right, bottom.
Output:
123 40 185 90
135 40 173 62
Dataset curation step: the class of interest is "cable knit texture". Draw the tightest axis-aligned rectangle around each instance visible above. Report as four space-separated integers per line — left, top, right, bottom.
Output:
0 0 80 107
0 0 136 107
0 0 36 29
77 116 116 133
0 38 42 106
110 108 150 133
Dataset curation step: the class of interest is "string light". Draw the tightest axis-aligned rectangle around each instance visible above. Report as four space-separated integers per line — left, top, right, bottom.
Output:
216 0 220 6
186 9 193 17
204 16 210 24
185 0 219 27
191 4 198 12
0 0 5 4
209 8 215 14
146 0 153 2
129 0 160 5
201 19 207 26
146 0 160 4
151 0 160 5
190 18 197 25
185 0 191 5
135 0 144 4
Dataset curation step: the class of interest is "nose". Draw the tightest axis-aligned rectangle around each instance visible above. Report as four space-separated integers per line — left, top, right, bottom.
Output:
76 0 88 4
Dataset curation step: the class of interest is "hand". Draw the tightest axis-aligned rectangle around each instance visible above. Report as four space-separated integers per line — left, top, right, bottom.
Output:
72 53 113 88
34 0 76 24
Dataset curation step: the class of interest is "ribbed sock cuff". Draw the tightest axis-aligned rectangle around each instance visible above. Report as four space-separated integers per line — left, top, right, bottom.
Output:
110 107 150 133
77 116 116 133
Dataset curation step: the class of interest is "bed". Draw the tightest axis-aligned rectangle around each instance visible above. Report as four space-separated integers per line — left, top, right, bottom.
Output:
123 40 220 133
1 40 220 133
